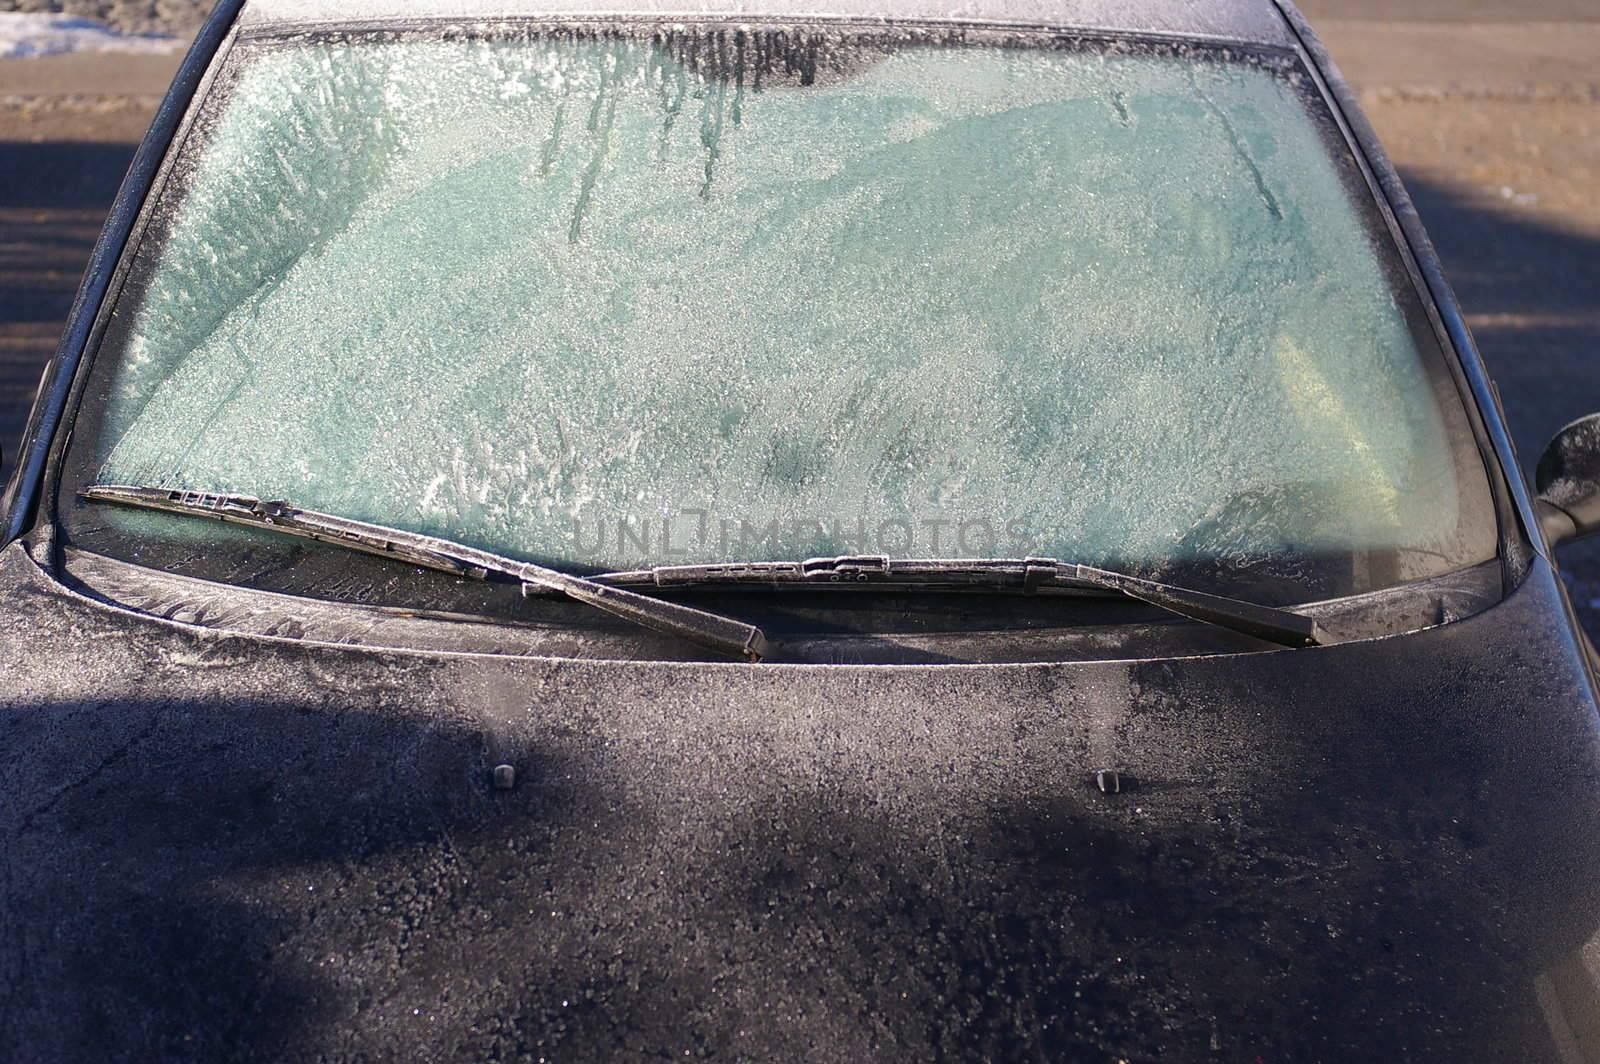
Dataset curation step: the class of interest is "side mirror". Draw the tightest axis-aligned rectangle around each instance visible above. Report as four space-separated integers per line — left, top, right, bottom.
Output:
1536 413 1600 547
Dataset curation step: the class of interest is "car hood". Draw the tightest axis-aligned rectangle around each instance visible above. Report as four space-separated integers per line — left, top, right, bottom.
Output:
2 536 1599 1062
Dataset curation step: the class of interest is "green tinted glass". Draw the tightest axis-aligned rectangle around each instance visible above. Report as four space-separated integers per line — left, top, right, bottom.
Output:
84 27 1495 590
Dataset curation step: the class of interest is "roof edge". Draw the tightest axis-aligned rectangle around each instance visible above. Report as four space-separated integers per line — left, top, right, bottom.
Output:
236 0 1295 46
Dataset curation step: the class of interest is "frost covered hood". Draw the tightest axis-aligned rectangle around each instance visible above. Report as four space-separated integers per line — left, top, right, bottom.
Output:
235 0 1296 45
4 537 1600 1060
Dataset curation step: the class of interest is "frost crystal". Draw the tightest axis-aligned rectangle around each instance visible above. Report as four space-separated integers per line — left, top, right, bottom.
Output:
94 29 1485 581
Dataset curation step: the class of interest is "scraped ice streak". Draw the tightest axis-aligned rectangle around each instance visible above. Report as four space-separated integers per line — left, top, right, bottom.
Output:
97 33 1471 578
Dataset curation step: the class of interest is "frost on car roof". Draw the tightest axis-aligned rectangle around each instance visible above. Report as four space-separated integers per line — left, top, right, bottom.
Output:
236 0 1295 47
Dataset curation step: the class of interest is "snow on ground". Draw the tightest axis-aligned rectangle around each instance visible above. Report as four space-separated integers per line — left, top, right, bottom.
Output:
0 12 185 55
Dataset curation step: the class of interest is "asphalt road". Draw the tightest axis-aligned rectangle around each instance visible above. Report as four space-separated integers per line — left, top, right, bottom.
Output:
1 11 1597 625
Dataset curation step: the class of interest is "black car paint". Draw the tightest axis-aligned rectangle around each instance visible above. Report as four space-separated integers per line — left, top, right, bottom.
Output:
4 537 1600 1060
3 0 1600 1060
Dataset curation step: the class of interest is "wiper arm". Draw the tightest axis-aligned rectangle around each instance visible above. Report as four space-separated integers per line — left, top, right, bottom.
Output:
596 555 1323 649
1050 561 1323 649
81 485 769 662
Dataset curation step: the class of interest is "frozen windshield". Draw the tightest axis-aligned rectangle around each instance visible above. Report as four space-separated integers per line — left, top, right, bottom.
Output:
64 25 1496 603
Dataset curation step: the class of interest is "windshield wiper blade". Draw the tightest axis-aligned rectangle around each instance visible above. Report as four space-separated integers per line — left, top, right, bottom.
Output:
81 485 769 662
596 555 1324 649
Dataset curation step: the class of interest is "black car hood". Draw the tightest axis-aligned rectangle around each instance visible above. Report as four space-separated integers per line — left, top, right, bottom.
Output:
2 537 1599 1062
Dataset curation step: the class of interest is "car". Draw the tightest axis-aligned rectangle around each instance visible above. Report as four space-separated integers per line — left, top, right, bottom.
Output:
3 0 1600 1058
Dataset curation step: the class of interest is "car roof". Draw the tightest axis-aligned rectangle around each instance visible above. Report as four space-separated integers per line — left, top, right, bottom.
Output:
236 0 1298 47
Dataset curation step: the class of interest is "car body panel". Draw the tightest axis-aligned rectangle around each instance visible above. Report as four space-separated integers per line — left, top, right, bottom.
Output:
2 536 1600 1059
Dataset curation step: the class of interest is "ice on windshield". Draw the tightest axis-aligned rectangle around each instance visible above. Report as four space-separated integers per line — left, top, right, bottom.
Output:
92 29 1488 578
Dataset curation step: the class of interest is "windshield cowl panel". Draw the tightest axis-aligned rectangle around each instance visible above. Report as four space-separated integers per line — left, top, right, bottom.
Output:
56 545 1503 664
58 22 1498 632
